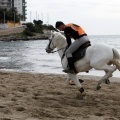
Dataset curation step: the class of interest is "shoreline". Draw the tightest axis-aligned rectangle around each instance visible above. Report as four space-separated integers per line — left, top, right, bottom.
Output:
0 36 48 41
0 70 120 119
0 70 120 82
0 26 50 41
0 33 49 41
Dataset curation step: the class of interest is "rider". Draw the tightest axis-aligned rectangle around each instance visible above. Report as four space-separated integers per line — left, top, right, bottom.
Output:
55 21 90 74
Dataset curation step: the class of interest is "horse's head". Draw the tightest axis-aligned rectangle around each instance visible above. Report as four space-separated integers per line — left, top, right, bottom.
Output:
46 31 56 53
46 31 67 53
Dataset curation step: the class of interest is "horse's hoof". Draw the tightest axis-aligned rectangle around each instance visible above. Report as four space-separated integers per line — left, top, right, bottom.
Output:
79 87 84 94
76 92 86 100
77 88 86 100
82 92 87 100
79 79 84 83
105 79 110 84
96 85 101 90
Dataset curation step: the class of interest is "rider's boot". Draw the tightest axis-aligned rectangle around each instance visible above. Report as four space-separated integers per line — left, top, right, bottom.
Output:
63 57 76 74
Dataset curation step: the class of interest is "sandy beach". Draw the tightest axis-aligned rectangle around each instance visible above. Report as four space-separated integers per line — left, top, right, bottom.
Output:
0 71 120 120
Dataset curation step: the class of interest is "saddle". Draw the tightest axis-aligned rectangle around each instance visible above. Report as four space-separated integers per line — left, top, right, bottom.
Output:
72 41 91 62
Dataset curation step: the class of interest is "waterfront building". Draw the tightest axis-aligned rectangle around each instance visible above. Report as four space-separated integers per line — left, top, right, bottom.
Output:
0 0 27 21
13 0 27 21
0 0 12 9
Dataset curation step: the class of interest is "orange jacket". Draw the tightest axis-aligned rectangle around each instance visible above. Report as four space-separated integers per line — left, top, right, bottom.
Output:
66 23 86 36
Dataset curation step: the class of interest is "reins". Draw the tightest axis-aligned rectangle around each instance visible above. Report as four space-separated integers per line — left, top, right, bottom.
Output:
51 48 64 53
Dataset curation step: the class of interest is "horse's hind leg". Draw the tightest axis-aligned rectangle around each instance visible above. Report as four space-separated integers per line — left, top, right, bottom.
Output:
97 65 116 90
104 70 112 84
104 62 113 84
92 63 116 90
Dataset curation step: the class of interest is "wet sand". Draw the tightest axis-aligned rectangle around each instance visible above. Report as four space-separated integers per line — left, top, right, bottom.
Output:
0 71 120 120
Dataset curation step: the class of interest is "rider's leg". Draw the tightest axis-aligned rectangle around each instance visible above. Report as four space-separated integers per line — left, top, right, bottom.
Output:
63 57 75 73
63 36 89 73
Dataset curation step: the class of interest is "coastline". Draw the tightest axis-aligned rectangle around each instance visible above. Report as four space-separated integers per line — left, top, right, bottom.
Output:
0 70 120 119
0 34 49 41
0 26 50 41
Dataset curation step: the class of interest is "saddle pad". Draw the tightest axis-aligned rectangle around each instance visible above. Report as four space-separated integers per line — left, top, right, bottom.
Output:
72 47 87 62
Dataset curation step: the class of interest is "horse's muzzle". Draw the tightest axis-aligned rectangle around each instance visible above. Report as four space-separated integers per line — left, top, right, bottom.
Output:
45 48 52 53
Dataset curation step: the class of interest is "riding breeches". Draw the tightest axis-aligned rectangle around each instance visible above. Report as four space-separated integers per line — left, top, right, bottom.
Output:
66 36 90 58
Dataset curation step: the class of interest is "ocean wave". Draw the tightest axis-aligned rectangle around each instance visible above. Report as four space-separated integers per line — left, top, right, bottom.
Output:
0 38 120 77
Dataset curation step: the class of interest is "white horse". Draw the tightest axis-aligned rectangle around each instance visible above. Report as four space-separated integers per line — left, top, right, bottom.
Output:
46 31 120 97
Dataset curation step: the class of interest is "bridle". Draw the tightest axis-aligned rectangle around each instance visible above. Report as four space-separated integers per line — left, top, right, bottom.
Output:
48 39 55 51
46 33 67 61
47 37 65 53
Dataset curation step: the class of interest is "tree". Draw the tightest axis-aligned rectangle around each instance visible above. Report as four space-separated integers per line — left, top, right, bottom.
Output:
25 23 35 32
43 24 57 31
33 20 43 26
33 19 43 33
0 8 20 23
0 8 7 22
47 25 57 31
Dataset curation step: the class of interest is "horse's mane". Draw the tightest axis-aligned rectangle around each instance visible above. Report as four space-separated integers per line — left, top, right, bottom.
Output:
53 32 67 48
54 32 65 40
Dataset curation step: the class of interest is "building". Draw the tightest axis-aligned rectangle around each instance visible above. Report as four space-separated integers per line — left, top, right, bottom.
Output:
0 0 27 21
0 0 12 9
13 0 27 21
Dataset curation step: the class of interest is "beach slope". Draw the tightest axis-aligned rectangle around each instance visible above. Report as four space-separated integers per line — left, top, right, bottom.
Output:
0 71 120 120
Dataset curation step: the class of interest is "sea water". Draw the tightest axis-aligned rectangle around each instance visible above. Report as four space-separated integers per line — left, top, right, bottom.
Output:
0 35 120 78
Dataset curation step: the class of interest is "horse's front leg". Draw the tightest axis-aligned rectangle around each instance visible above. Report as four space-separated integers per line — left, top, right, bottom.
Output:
65 74 71 85
67 73 86 99
66 73 84 85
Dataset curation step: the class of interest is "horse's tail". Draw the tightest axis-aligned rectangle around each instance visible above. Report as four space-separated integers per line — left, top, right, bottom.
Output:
112 48 120 71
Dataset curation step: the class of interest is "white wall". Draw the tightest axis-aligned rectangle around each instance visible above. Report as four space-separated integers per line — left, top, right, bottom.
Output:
14 0 23 15
0 24 8 29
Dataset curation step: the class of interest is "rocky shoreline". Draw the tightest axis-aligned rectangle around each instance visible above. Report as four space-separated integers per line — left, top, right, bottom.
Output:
0 34 49 41
0 26 50 41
